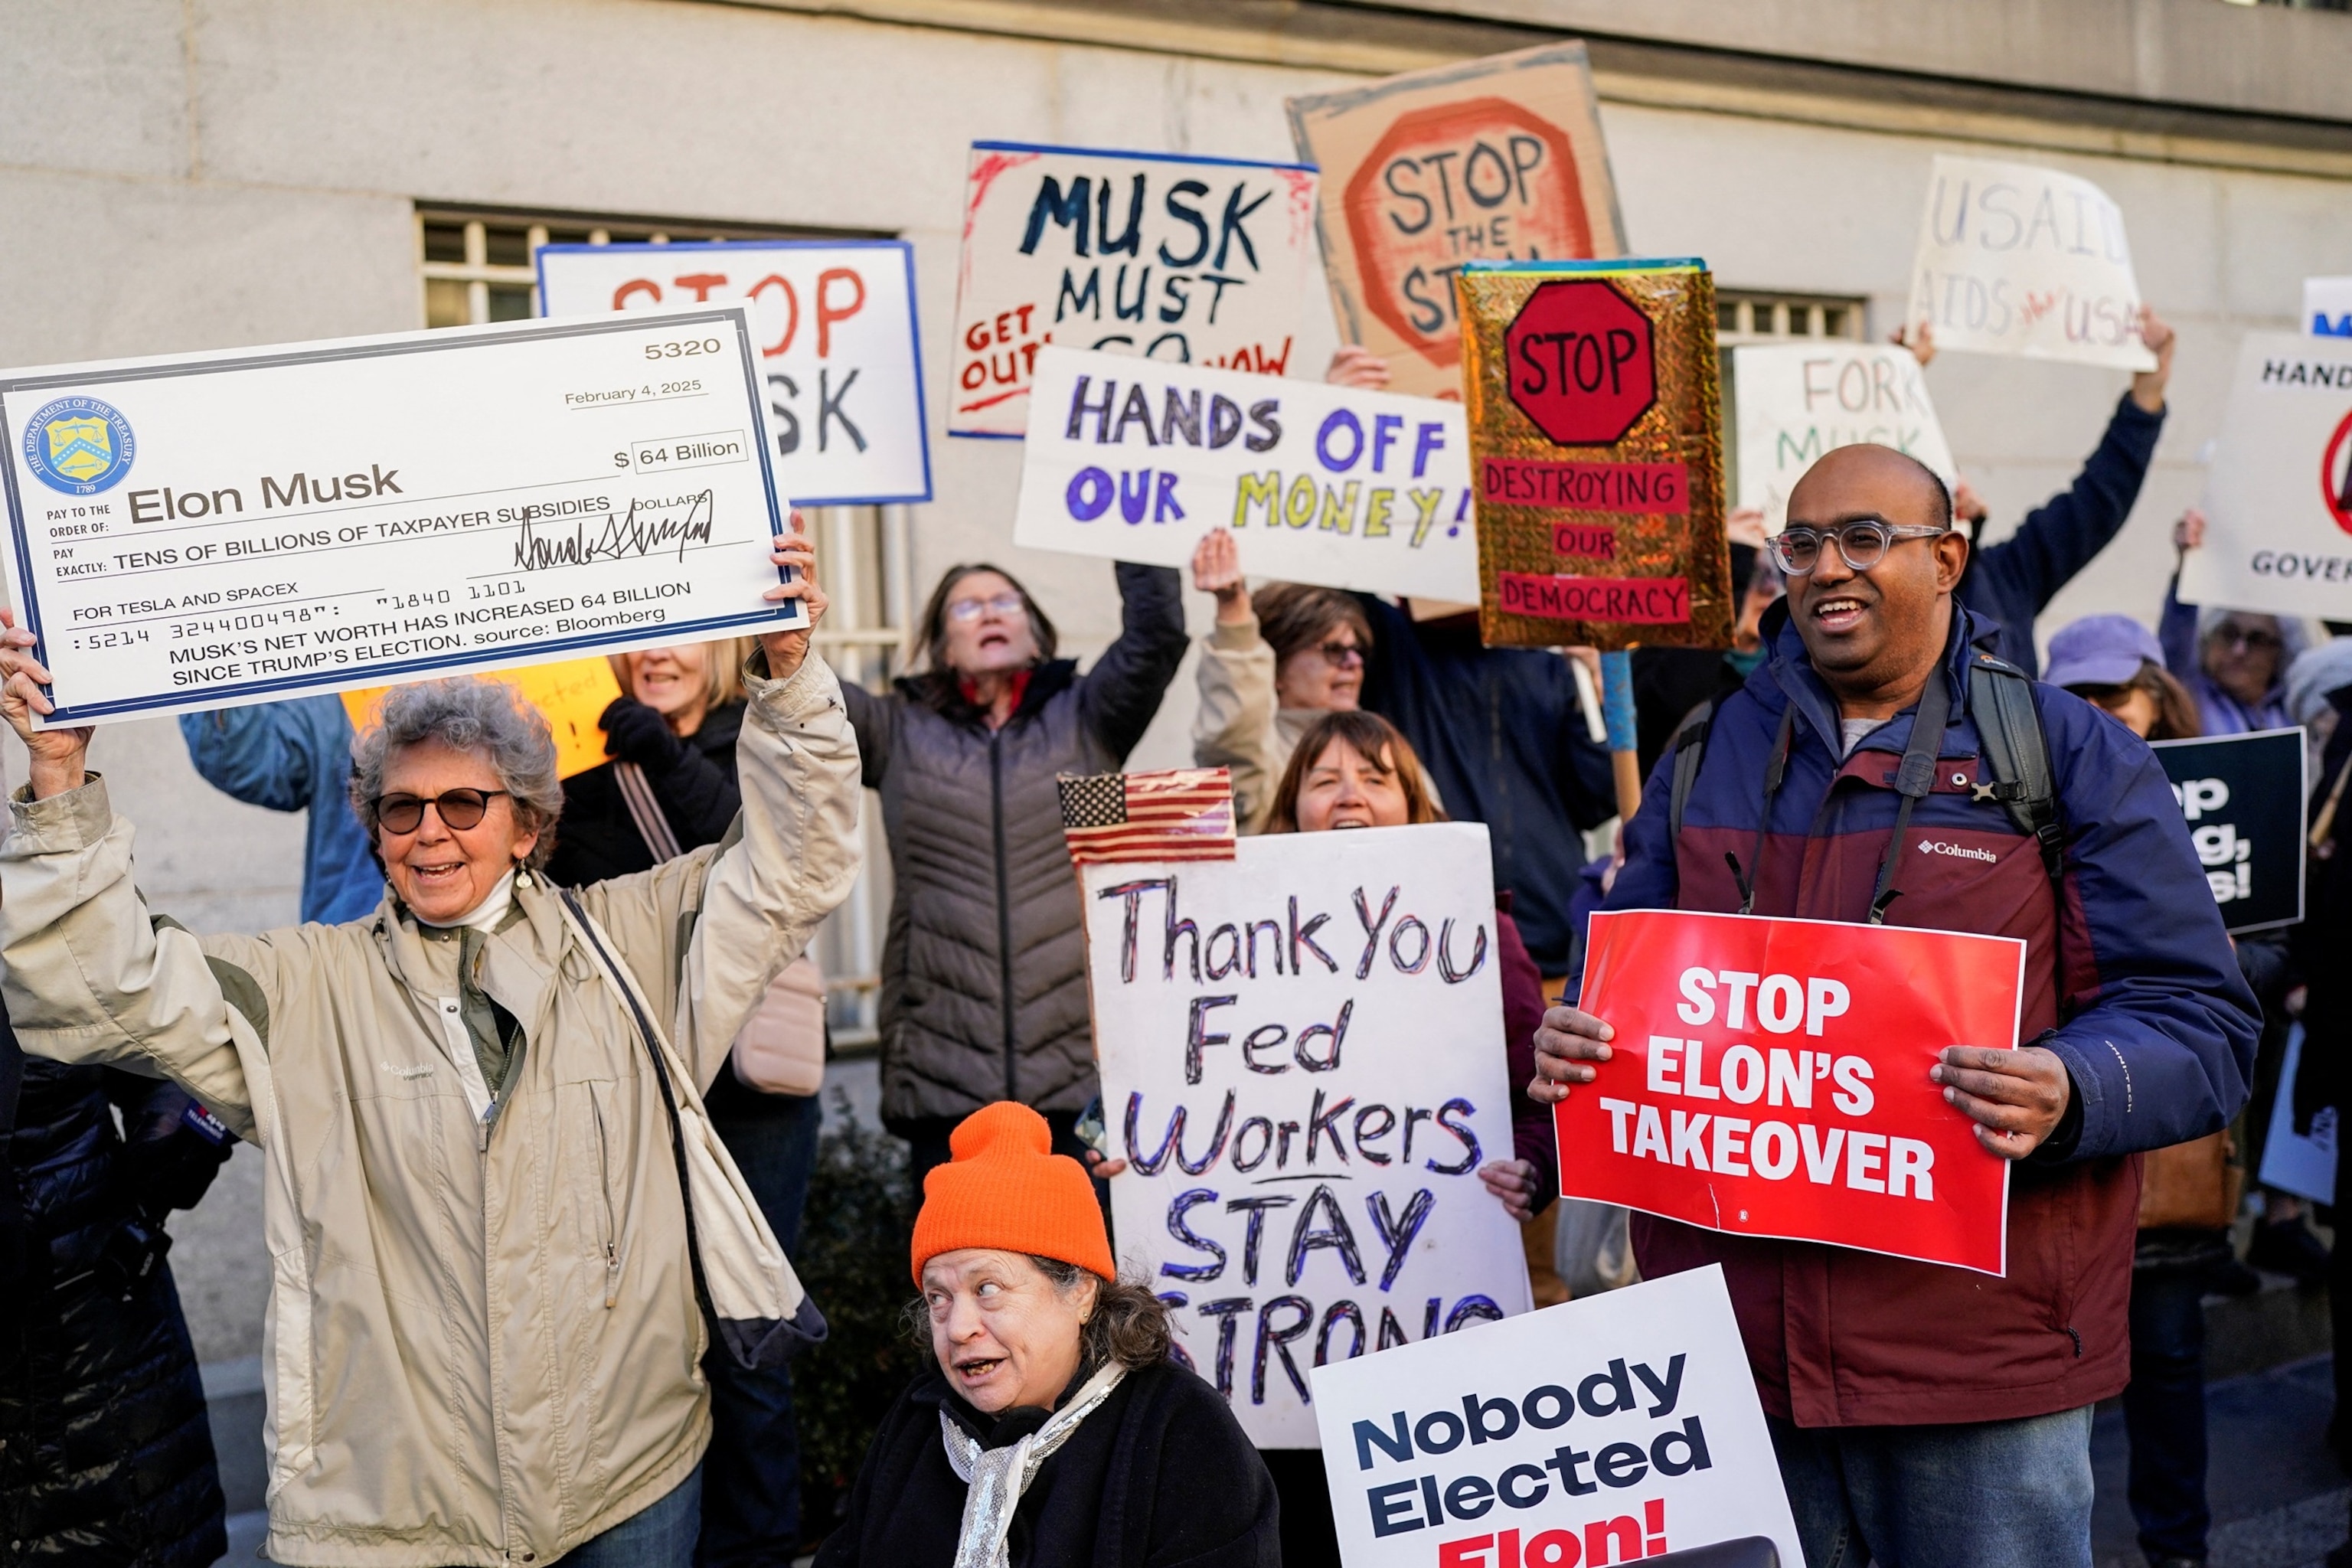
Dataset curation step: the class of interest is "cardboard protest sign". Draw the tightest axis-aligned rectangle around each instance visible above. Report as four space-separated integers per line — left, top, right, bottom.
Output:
537 241 931 505
2307 277 2352 339
1012 345 1479 600
1083 823 1532 1447
2180 331 2352 621
2149 728 2308 934
1454 260 1731 651
2261 1024 2338 1205
1906 155 2155 371
341 655 622 779
1730 343 1957 531
1310 1266 1801 1568
948 143 1318 439
1564 909 2026 1276
1285 42 1627 403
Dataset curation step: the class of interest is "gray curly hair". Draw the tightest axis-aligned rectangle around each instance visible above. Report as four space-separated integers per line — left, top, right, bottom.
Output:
348 678 565 870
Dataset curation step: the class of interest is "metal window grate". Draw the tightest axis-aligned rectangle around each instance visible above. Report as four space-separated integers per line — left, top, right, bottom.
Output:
413 205 864 328
1714 291 1870 345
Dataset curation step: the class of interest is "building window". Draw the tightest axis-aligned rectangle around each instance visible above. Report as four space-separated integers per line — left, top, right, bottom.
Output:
414 206 841 328
1715 291 1870 345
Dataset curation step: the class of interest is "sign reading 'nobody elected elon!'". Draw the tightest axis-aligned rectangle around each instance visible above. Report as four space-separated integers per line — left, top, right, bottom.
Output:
1455 260 1733 652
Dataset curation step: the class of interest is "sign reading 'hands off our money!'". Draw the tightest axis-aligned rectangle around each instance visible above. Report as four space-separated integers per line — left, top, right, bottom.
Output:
0 305 800 726
1013 345 1481 600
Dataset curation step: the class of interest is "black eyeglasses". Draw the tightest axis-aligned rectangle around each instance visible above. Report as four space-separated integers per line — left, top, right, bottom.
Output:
374 789 508 834
1767 519 1947 575
1311 640 1365 667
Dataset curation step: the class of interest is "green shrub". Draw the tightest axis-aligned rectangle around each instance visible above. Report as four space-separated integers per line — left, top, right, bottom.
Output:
793 1088 926 1540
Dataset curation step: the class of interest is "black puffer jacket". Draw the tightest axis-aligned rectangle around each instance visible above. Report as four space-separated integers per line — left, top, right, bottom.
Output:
547 698 746 886
844 564 1187 1125
1 1057 231 1567
815 1358 1279 1568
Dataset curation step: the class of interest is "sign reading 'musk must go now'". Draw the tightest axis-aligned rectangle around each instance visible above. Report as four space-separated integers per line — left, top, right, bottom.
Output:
1455 260 1732 651
1563 909 2027 1276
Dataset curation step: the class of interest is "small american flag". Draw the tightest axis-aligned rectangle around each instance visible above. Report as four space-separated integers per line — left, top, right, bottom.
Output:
1057 768 1237 864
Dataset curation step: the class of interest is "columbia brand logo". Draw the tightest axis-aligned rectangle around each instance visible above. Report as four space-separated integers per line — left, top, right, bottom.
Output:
1918 840 1998 864
381 1060 436 1080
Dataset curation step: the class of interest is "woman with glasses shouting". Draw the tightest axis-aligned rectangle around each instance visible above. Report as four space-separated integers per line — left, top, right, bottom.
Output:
841 557 1186 1184
1187 526 1440 835
0 524 864 1568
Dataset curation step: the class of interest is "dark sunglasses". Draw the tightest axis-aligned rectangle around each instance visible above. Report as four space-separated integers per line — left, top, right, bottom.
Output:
2216 626 2282 653
1310 640 1365 667
374 789 508 835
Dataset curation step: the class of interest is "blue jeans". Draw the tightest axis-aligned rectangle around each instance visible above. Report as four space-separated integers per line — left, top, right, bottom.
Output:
2123 1268 2210 1561
700 1092 821 1565
561 1464 703 1566
1768 1405 2096 1568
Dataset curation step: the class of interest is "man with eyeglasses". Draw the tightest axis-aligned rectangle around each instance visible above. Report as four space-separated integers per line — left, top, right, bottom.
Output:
1530 441 2256 1568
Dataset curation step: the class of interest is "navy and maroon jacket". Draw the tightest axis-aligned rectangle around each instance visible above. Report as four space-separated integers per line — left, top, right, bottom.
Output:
1576 600 2256 1428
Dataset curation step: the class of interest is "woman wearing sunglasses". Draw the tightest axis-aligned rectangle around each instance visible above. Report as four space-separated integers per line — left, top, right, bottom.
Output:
2162 508 2307 736
0 527 861 1568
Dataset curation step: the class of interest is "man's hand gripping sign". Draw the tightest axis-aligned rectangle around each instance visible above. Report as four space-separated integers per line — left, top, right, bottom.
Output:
1534 910 2034 1275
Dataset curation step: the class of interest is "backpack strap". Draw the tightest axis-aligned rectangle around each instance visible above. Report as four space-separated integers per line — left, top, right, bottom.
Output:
1966 655 2065 886
1667 703 1715 842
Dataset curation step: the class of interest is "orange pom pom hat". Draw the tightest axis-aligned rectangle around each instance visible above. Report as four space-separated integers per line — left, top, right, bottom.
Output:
910 1102 1116 1285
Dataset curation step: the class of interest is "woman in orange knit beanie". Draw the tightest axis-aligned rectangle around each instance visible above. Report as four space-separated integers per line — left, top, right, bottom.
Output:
813 1102 1277 1568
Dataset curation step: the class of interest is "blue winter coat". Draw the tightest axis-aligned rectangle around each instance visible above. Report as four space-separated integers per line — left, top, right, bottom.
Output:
1577 601 2256 1426
179 696 381 924
1958 394 2164 676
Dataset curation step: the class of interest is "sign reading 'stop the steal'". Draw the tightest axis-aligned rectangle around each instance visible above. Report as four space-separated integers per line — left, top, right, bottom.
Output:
1563 909 2026 1276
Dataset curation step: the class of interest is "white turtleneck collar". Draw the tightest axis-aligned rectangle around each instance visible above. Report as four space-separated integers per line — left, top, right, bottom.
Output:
415 868 520 933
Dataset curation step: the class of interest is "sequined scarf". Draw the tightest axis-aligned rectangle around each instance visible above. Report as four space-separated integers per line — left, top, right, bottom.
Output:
938 1362 1127 1568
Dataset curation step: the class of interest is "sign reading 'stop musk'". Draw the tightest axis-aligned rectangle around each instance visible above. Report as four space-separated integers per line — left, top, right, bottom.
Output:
537 240 932 507
1309 1267 1802 1568
1012 345 1480 601
1082 824 1533 1448
1905 155 2155 371
2182 332 2352 622
1285 42 1627 402
1455 260 1732 651
2150 728 2308 934
1730 343 1957 531
949 142 1318 438
0 306 801 727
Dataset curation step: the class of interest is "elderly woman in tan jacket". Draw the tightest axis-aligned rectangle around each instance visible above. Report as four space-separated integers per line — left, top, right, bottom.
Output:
0 527 861 1568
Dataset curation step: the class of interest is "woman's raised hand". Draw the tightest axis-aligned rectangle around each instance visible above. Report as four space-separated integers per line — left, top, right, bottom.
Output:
0 607 92 799
760 511 829 681
1190 528 1250 626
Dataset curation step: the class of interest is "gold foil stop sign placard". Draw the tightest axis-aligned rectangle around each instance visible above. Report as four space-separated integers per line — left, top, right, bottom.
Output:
1455 260 1732 652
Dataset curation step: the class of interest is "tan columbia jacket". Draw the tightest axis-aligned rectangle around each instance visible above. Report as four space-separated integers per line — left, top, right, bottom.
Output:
0 653 863 1568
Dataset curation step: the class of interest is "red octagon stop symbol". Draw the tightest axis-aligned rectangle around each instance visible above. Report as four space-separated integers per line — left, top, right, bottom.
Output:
2324 407 2352 536
1504 279 1656 446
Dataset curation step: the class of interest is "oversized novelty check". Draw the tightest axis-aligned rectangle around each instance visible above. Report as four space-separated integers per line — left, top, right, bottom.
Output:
0 305 801 726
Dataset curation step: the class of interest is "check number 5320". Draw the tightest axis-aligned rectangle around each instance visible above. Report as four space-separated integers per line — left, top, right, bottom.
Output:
645 338 724 360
